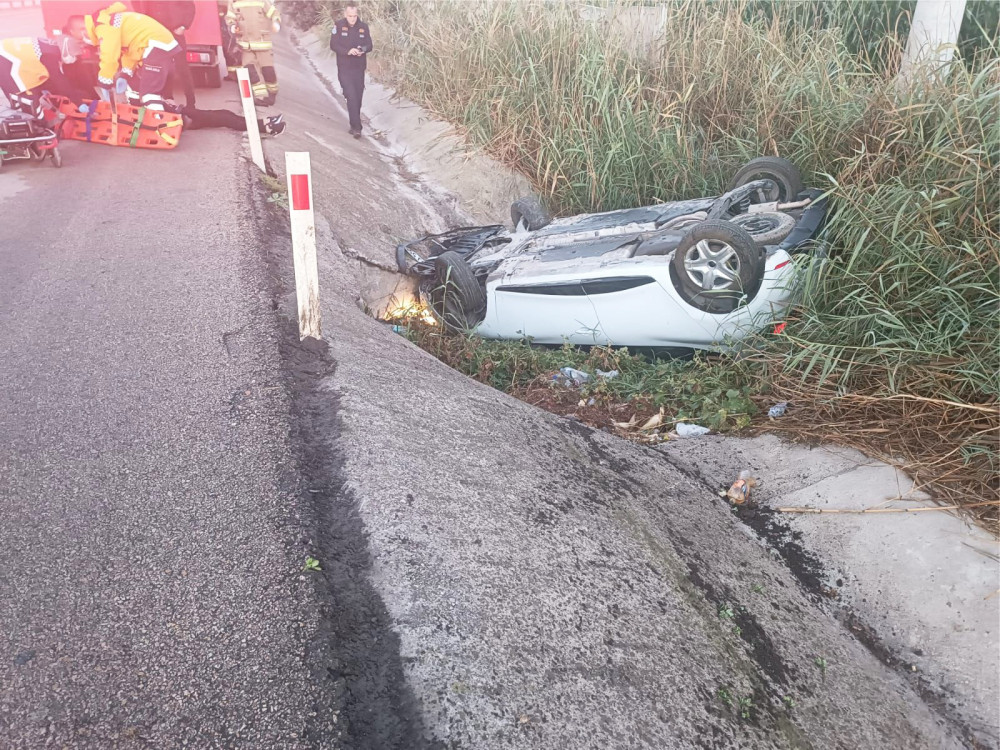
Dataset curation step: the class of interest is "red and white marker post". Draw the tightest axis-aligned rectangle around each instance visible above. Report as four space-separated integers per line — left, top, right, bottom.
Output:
236 67 265 172
285 152 322 340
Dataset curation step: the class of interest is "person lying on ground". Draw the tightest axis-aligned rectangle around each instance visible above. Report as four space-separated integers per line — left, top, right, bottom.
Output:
174 105 285 136
76 97 286 137
0 36 94 118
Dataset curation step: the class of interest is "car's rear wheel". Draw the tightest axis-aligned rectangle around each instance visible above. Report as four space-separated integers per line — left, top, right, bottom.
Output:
729 211 795 246
728 156 803 203
431 251 487 330
670 220 764 314
511 197 551 231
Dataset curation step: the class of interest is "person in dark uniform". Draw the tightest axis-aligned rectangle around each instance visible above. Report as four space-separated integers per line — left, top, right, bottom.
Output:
329 3 372 137
132 0 197 108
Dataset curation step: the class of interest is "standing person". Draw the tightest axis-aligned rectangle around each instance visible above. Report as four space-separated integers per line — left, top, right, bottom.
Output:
68 4 179 111
330 3 372 138
218 1 241 81
132 1 197 109
0 36 93 117
225 0 280 106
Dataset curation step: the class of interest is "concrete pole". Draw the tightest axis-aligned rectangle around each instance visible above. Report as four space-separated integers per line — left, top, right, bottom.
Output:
897 0 967 89
285 152 322 340
236 67 265 172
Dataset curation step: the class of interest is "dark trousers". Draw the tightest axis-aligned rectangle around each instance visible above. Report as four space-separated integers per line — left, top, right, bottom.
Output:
180 105 263 132
134 47 179 110
338 67 365 131
165 34 196 108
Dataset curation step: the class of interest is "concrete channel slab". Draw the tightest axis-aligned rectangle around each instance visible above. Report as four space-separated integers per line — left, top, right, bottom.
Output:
664 433 1000 743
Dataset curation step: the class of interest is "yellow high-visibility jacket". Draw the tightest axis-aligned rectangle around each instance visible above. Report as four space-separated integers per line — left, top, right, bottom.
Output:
85 2 176 87
225 0 281 51
0 37 48 93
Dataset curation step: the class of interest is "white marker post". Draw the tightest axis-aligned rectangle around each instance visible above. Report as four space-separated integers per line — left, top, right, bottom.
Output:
236 67 265 172
285 152 322 340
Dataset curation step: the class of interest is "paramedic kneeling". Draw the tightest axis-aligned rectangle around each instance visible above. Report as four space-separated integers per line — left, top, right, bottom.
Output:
68 5 179 111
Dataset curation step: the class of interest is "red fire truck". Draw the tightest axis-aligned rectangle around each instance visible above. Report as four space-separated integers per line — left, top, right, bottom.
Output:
40 0 227 88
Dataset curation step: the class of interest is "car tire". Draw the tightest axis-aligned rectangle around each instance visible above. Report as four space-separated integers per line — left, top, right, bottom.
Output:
670 220 765 314
729 211 795 246
510 197 551 231
728 156 803 203
432 251 487 330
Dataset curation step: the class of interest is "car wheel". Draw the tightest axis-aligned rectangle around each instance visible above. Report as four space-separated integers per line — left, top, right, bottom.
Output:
729 211 795 246
728 156 803 203
670 220 764 314
510 197 551 231
432 251 487 330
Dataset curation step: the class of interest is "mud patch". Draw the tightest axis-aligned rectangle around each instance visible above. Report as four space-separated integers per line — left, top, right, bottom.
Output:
731 504 832 600
249 165 440 749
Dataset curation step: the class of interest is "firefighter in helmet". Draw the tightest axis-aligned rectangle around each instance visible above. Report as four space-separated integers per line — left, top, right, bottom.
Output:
225 0 281 106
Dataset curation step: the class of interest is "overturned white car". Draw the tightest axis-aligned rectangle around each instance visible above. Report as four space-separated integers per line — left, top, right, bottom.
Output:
396 157 826 350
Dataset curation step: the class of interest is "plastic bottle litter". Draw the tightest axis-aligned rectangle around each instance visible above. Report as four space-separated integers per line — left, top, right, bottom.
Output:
558 367 591 386
676 422 710 438
391 325 406 335
768 401 789 418
725 469 758 505
596 369 619 380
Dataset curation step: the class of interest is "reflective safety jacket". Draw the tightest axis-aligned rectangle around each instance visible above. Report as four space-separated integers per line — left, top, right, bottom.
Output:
225 0 280 51
0 37 49 93
84 2 177 88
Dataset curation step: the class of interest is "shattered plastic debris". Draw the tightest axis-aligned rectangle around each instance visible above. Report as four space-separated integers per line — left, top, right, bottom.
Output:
724 469 758 505
675 422 710 438
553 367 619 387
556 367 591 386
768 401 788 418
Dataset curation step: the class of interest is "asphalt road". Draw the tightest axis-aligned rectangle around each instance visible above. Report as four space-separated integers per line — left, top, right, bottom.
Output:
0 98 349 745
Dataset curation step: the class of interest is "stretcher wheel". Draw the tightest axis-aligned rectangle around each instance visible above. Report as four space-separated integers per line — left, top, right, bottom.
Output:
50 146 62 168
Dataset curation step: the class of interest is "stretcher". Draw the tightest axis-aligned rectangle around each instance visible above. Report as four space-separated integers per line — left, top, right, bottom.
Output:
53 96 184 150
0 108 62 170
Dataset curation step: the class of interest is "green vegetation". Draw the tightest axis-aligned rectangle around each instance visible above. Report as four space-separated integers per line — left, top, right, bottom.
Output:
814 655 829 679
366 0 997 524
401 330 758 432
